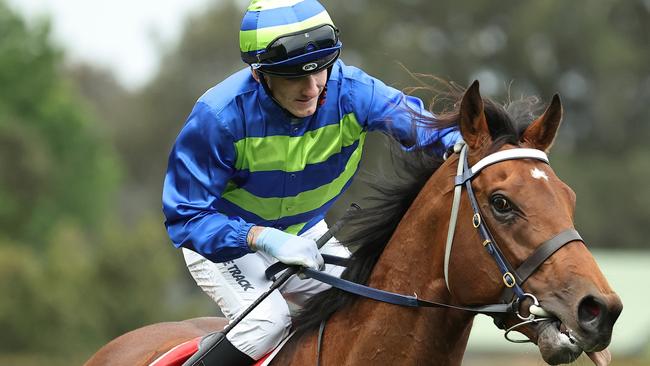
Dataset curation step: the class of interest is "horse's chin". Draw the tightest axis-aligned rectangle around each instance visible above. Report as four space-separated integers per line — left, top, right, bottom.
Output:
536 320 611 366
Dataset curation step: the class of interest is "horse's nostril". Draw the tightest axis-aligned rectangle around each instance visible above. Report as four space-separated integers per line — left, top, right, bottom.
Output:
583 298 601 319
578 296 605 329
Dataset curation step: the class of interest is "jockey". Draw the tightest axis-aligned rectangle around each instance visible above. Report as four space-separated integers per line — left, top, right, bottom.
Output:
162 0 459 364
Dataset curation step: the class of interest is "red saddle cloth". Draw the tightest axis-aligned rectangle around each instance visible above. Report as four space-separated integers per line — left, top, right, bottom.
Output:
148 337 271 366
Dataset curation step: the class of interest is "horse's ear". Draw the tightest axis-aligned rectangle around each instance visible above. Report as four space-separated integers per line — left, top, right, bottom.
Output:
521 94 563 152
459 80 491 150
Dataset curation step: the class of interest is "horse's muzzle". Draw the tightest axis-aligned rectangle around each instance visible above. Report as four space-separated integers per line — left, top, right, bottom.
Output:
575 293 623 352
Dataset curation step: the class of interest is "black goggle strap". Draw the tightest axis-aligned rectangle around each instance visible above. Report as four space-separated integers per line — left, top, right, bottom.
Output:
252 49 339 78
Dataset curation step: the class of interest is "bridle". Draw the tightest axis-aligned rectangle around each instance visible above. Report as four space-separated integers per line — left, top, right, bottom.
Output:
443 141 583 341
265 141 584 343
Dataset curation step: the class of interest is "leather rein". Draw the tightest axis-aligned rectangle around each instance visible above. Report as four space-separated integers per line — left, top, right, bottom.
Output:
265 143 584 342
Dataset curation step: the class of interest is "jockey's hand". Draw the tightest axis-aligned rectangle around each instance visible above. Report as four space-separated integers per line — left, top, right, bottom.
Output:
253 228 324 270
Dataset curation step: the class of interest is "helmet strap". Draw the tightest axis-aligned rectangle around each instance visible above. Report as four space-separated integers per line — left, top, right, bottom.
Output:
317 65 334 107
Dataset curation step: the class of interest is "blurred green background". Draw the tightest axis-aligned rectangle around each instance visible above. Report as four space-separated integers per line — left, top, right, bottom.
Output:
1 0 648 364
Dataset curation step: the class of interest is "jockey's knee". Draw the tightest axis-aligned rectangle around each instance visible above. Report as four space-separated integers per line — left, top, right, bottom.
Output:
255 307 292 346
228 297 292 359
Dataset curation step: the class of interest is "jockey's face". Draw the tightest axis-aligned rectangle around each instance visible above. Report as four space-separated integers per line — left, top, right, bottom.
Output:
253 69 327 118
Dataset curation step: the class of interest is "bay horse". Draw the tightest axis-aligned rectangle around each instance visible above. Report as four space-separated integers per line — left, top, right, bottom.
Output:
85 81 622 366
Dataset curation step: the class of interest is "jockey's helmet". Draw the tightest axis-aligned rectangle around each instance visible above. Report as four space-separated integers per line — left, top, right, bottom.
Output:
240 0 342 78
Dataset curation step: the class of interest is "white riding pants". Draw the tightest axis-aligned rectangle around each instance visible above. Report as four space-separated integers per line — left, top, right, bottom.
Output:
182 220 350 360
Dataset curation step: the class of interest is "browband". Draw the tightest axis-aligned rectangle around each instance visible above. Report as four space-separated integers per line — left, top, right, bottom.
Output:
455 148 549 186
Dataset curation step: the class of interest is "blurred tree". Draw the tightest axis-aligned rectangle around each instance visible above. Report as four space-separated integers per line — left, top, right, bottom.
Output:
0 218 186 355
0 1 119 245
0 2 197 359
66 64 145 222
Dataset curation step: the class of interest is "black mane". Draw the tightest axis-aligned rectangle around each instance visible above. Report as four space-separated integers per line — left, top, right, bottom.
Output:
293 85 544 333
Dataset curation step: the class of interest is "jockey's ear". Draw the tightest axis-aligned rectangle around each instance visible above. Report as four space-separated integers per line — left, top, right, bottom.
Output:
459 80 491 150
521 94 563 153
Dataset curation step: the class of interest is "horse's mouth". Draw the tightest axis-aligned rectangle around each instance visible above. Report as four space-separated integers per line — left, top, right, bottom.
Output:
535 319 611 366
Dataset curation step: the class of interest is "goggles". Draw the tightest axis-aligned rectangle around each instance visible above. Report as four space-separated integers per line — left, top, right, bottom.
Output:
243 24 342 77
258 24 339 63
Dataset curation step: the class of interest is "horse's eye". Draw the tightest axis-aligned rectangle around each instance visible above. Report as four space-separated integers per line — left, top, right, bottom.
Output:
491 195 512 213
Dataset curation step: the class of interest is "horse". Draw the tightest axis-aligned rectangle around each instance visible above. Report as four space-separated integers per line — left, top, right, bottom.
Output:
85 81 622 366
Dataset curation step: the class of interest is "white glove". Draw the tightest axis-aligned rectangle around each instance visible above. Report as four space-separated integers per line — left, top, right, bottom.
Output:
255 228 324 270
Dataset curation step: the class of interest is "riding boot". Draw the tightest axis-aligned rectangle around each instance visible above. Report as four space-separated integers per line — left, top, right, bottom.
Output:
182 332 255 366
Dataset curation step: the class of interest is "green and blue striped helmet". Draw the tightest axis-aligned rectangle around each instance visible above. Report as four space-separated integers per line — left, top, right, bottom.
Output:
240 0 342 77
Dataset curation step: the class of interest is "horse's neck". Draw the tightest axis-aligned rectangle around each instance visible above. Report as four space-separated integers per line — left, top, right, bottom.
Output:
368 165 458 292
325 174 475 365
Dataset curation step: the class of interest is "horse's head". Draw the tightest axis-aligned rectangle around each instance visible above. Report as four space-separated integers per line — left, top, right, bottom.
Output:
445 81 622 365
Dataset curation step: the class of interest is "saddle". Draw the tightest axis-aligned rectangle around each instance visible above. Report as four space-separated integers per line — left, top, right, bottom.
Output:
148 332 293 366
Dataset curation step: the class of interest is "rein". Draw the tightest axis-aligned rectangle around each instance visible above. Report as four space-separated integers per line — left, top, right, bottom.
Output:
268 143 585 343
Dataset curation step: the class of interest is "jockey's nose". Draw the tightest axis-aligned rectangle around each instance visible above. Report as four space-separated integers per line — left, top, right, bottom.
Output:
301 74 321 98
